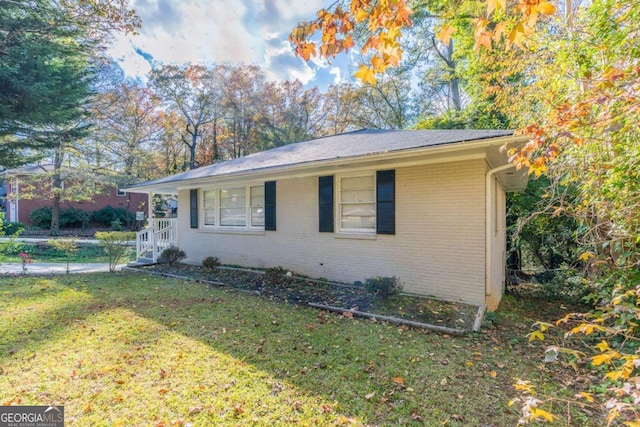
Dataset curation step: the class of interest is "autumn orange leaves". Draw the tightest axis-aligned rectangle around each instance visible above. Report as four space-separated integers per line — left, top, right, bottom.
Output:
290 0 557 84
289 0 412 85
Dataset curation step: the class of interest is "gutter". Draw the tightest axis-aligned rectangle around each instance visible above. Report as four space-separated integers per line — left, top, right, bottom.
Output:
485 163 516 298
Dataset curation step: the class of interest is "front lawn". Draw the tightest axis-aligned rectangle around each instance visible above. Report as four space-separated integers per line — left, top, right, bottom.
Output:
0 272 596 426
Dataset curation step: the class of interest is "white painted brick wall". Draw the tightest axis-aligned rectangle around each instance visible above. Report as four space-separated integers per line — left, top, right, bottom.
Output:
176 158 488 306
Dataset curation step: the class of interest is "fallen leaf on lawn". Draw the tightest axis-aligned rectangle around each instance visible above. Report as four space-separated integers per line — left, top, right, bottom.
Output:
188 406 203 415
411 409 424 421
365 392 376 400
490 371 498 378
465 361 474 367
158 388 168 395
234 404 244 416
342 311 354 318
393 376 404 385
84 403 93 413
321 404 332 413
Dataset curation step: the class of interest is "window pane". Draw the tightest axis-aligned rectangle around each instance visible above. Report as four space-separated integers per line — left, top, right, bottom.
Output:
203 190 216 226
220 188 246 226
341 203 375 230
250 185 264 227
340 175 375 232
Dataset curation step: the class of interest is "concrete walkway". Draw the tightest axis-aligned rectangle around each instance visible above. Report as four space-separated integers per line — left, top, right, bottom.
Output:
0 262 122 275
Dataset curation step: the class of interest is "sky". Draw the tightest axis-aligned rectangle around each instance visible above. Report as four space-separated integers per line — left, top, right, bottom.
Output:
109 0 352 89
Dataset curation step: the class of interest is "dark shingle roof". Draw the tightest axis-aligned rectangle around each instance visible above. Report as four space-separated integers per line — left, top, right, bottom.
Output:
128 129 514 190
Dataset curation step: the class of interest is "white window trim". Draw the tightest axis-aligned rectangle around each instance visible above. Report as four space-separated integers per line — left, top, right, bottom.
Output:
336 171 376 235
198 183 266 232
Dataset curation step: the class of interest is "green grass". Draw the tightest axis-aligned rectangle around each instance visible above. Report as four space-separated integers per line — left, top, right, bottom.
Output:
0 273 596 426
0 241 135 264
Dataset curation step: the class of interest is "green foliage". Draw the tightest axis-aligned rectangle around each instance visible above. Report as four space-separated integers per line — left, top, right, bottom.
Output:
160 247 186 266
95 231 135 272
90 206 134 227
29 207 90 229
264 266 287 285
47 239 78 274
506 176 581 272
202 256 221 271
364 276 403 299
1 221 24 236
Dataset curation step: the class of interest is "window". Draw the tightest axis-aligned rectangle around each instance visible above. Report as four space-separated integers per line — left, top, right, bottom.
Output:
194 183 275 231
250 185 264 227
203 190 216 226
339 174 376 233
321 171 395 235
220 187 246 227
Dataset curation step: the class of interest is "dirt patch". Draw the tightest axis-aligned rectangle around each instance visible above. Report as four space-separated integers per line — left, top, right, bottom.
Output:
132 263 480 332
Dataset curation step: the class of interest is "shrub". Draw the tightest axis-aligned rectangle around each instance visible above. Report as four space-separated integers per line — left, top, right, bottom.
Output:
91 206 134 227
202 256 221 271
265 266 287 285
364 276 403 298
95 231 136 272
110 219 122 231
1 221 24 236
160 247 186 266
29 206 90 228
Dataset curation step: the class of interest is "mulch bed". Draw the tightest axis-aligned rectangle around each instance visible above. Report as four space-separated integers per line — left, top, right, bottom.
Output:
130 263 480 332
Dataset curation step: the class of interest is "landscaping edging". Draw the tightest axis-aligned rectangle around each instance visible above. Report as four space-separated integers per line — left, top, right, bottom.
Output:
308 302 468 336
124 265 477 335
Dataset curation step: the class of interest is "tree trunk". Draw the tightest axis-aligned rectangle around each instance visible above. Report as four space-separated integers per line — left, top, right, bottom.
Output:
50 147 64 235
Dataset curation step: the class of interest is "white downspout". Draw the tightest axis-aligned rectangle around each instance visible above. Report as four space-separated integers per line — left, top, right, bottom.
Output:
485 163 516 298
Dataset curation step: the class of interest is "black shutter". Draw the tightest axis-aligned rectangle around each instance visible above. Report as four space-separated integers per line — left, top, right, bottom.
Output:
190 189 198 229
318 175 334 232
264 181 276 231
376 170 395 235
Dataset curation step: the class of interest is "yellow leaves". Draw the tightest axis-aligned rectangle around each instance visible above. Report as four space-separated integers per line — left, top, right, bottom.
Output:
437 25 456 46
529 407 555 422
514 379 535 393
535 1 557 16
578 251 595 262
591 350 621 366
576 392 594 403
569 323 608 336
355 65 377 85
595 341 610 352
528 330 545 342
486 0 506 17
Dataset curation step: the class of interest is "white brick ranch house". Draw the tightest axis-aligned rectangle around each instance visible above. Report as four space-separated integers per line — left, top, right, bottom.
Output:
126 129 528 310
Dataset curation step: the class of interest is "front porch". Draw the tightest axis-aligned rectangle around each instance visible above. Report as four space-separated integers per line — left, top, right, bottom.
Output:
135 217 178 264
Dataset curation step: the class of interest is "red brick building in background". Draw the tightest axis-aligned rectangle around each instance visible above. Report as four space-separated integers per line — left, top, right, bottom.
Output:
2 163 148 226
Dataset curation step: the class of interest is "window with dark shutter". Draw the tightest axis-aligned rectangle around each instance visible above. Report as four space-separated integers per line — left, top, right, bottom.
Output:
264 181 276 231
190 189 198 229
376 170 395 235
318 176 334 232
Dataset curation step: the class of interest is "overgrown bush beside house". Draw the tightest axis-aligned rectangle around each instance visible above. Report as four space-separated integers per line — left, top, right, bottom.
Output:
265 266 287 285
363 276 403 298
160 247 186 266
202 256 221 271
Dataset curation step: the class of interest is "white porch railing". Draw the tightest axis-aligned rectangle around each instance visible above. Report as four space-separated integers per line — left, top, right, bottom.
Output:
136 218 177 263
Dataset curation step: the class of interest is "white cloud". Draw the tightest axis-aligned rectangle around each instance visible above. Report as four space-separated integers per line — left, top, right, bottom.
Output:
111 0 332 86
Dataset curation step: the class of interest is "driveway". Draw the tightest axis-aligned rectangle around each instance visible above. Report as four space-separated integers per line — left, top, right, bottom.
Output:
0 262 121 275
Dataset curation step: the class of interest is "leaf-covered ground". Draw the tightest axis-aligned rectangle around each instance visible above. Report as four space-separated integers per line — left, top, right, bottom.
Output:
0 272 602 426
134 264 478 332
